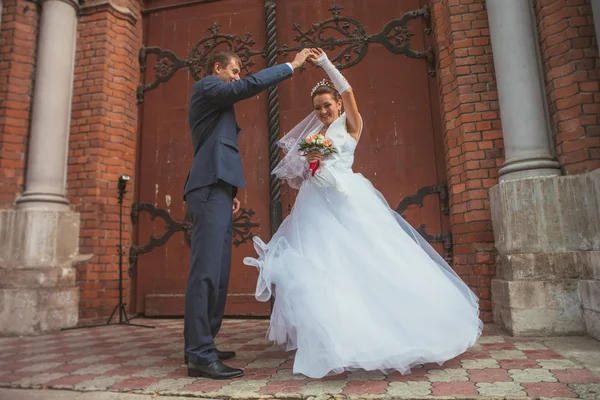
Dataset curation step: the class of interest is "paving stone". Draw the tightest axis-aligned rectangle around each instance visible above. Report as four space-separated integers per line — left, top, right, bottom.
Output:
13 372 68 387
460 359 500 369
346 370 386 381
538 359 581 370
144 378 196 393
513 342 549 351
244 358 286 369
342 380 388 395
499 359 541 369
427 368 469 382
431 382 477 396
258 380 307 394
386 381 432 397
476 382 527 397
489 350 528 360
477 336 505 344
523 382 578 398
509 368 558 383
215 379 267 396
467 368 512 383
269 368 308 381
73 376 128 391
73 364 120 375
569 383 600 400
552 369 600 384
130 366 179 378
16 362 63 373
300 380 347 395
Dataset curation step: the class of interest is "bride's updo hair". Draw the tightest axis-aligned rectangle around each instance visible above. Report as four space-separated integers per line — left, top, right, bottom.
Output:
311 79 341 102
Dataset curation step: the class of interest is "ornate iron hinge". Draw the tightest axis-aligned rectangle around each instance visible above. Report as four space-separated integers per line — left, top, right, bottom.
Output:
395 181 452 263
128 202 259 275
137 4 435 102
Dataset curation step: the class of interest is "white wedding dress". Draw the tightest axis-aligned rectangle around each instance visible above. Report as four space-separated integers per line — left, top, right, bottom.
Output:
243 114 483 379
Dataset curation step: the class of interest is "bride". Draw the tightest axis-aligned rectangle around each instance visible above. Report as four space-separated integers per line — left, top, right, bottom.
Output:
243 48 482 379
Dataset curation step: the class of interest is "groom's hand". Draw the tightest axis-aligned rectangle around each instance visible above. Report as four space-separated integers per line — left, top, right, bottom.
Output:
290 49 310 70
232 198 241 215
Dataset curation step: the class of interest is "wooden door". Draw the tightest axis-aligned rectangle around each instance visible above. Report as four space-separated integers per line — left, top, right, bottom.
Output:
134 0 273 316
132 0 450 317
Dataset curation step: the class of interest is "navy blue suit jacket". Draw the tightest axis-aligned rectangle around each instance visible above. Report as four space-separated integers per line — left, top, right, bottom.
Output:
184 64 294 199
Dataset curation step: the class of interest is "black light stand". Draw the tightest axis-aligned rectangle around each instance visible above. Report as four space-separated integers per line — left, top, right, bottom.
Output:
64 175 154 330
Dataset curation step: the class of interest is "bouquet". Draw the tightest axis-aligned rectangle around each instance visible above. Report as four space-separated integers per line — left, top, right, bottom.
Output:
298 133 337 176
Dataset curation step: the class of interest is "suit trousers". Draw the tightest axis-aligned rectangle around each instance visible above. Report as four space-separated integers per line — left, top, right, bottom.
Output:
184 180 233 364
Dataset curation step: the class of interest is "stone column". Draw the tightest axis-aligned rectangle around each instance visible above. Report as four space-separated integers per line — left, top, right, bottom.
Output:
593 0 600 56
17 0 78 209
0 0 82 336
486 0 561 181
487 1 600 339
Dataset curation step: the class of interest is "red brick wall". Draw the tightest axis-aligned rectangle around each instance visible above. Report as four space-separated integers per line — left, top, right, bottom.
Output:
535 0 600 174
0 0 38 208
431 0 503 322
68 1 142 325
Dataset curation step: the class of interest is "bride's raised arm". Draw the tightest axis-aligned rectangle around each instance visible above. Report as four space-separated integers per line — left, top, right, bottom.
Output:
309 49 362 140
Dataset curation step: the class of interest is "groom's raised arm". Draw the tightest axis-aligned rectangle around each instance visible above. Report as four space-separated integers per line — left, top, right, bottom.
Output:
202 64 294 108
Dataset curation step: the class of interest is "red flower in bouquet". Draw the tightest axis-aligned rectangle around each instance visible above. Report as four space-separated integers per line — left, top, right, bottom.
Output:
298 133 337 176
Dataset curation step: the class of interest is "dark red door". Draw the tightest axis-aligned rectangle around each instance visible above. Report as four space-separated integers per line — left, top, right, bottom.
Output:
133 0 449 317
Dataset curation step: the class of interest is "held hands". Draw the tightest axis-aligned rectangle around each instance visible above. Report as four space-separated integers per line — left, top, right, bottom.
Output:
291 49 310 70
290 48 328 70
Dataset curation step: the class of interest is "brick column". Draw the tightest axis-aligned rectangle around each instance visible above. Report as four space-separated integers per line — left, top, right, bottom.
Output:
0 0 38 207
431 0 503 322
69 0 142 324
535 0 600 174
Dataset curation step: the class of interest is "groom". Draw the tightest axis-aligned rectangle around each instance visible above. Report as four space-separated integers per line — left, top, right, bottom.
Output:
183 49 310 379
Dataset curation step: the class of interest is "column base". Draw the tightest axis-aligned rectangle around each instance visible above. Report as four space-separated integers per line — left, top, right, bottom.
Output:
580 250 600 339
491 253 589 336
16 192 70 210
490 170 600 338
0 208 82 336
498 155 561 182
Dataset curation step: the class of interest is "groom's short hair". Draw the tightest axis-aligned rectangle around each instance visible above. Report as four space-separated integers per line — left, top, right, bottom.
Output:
206 50 241 75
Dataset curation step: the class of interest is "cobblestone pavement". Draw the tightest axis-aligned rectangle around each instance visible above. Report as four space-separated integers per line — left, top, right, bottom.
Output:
1 319 599 399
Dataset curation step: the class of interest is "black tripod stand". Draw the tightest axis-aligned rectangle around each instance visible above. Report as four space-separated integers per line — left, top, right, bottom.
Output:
64 175 154 330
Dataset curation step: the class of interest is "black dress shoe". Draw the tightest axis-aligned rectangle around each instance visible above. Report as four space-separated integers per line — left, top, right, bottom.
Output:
184 349 236 364
215 349 236 361
187 360 244 379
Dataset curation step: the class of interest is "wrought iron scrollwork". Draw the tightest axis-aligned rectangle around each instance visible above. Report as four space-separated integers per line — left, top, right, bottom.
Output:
128 202 259 275
232 208 260 246
137 3 435 102
278 4 434 73
415 224 453 264
395 182 452 263
395 181 449 216
137 23 263 103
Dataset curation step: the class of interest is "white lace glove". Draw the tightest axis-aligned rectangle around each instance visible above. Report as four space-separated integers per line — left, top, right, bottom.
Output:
316 52 351 95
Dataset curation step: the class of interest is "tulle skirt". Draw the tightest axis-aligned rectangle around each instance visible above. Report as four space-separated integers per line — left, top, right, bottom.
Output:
243 171 483 378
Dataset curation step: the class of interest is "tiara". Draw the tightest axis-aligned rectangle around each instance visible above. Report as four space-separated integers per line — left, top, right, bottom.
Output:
310 79 337 97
